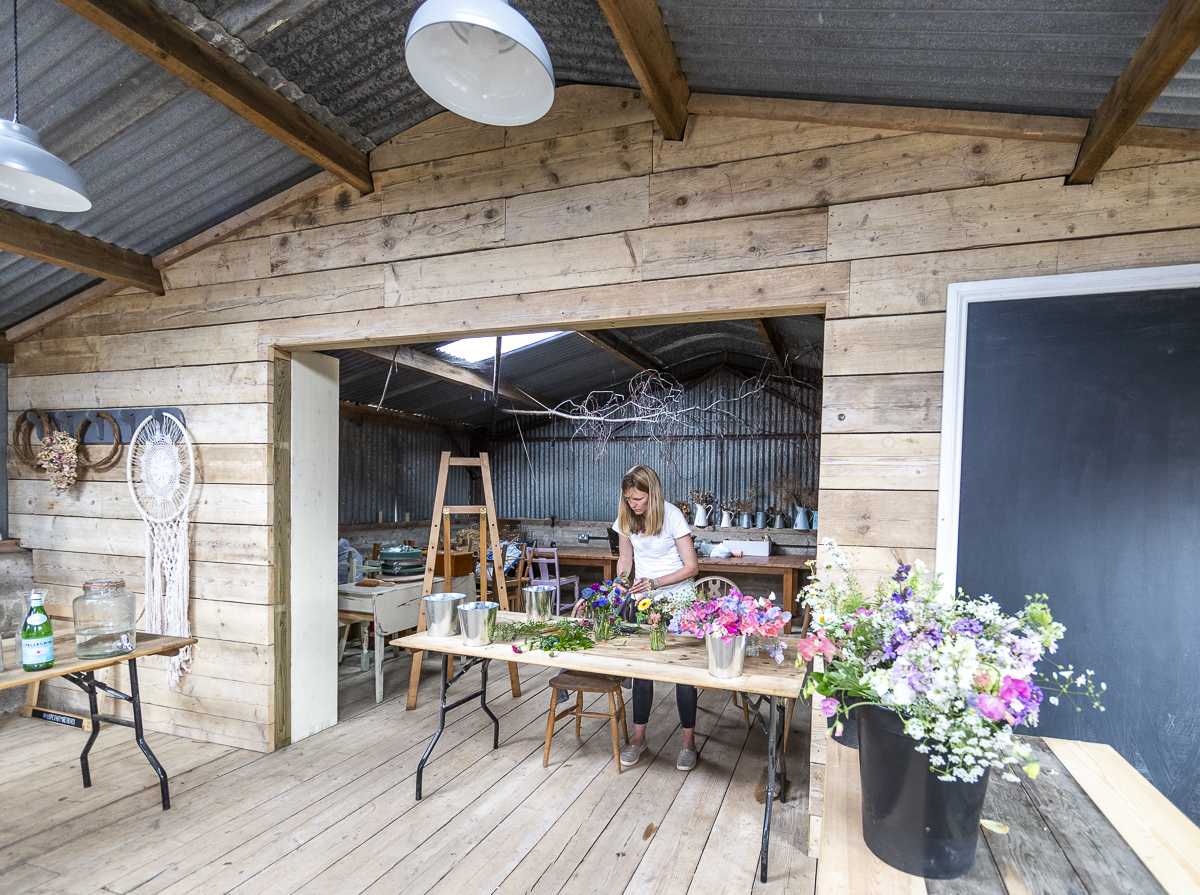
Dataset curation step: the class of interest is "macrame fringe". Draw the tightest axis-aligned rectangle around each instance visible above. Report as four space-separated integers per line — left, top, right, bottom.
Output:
144 515 192 688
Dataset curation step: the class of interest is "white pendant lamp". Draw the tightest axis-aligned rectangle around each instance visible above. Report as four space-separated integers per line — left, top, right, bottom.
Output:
0 0 90 212
405 0 555 127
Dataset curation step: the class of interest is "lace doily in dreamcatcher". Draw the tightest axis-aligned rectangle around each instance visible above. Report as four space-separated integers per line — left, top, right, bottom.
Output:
127 413 195 687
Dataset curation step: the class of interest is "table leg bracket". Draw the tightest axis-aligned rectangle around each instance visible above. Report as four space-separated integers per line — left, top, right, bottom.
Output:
415 655 498 800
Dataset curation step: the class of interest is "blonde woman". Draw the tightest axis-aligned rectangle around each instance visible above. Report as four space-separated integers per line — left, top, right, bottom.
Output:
613 465 700 770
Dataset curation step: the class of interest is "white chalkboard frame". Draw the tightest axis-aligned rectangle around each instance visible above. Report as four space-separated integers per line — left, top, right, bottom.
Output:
935 262 1200 595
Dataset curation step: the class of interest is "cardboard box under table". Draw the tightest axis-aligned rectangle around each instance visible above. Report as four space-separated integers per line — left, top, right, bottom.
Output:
394 612 805 883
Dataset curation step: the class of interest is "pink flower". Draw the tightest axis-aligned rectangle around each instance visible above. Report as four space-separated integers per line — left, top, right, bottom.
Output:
999 676 1031 702
976 694 1007 721
819 697 839 718
512 646 522 654
795 635 836 662
972 670 995 691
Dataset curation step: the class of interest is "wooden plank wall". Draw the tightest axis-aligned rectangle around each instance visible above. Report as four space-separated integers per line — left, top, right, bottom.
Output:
9 85 1200 751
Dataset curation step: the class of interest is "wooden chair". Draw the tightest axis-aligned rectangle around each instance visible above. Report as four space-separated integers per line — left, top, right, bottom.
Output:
528 547 581 614
504 542 532 611
542 600 629 774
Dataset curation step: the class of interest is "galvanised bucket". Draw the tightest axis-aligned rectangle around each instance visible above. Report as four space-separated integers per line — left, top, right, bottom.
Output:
423 592 467 637
705 633 747 678
459 601 499 647
523 585 556 621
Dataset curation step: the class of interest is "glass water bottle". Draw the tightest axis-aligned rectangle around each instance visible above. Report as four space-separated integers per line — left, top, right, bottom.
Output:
72 579 136 659
21 589 54 671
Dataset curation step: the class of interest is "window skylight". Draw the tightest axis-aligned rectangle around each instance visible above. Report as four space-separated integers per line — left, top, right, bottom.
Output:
436 332 565 363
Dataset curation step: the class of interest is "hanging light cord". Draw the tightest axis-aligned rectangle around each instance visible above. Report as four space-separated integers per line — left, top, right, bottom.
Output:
11 0 17 123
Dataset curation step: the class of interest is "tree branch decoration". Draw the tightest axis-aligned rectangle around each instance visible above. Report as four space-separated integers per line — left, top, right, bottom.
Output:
505 370 772 458
12 409 123 493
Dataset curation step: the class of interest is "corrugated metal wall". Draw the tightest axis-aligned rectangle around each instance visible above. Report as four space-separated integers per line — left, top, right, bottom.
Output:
491 371 820 521
338 418 469 524
339 372 820 524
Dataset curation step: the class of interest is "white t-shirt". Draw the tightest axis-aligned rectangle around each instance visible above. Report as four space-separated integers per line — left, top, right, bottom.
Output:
614 502 693 592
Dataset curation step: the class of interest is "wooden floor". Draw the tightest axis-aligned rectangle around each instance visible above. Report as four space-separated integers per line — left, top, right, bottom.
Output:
0 650 817 895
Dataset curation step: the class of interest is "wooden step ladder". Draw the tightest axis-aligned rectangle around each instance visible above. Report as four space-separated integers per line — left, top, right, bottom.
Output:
406 452 522 710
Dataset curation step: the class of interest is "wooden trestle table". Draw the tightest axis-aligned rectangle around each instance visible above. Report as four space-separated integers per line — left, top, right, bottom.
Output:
0 633 196 810
395 613 805 883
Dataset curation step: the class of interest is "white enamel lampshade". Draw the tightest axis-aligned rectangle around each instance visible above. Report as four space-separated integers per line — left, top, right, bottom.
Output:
0 119 91 212
405 0 555 127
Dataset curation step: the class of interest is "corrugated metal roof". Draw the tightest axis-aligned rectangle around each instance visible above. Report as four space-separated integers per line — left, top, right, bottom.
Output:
0 0 315 330
1 0 1198 330
331 317 823 428
655 0 1200 128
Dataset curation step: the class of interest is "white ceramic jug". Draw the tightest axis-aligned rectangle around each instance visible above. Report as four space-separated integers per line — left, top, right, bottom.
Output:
694 503 713 527
720 509 734 528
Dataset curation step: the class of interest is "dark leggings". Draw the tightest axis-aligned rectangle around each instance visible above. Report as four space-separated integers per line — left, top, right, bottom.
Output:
632 679 697 728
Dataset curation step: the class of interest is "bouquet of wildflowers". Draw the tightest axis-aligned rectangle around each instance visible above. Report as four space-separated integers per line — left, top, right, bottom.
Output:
673 587 791 663
37 430 79 494
799 539 1104 782
582 576 626 640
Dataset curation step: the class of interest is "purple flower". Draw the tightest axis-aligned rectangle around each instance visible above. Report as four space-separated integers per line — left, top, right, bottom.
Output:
819 697 839 717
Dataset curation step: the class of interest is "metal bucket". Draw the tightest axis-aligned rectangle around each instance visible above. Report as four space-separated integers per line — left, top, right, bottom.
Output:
523 585 556 621
705 633 748 678
459 601 499 647
423 592 467 637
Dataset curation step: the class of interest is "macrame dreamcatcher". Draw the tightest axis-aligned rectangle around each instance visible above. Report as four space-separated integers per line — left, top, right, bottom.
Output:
127 413 195 687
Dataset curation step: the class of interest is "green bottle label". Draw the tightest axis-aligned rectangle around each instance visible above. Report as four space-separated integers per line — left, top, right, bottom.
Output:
22 636 53 665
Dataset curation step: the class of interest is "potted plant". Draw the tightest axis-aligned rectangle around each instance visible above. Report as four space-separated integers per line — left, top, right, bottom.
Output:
673 585 791 677
797 539 1103 879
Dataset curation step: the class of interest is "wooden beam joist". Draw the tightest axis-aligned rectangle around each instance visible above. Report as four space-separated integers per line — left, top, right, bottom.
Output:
689 93 1200 152
0 208 163 294
339 400 473 434
1069 0 1200 185
595 0 689 140
56 0 373 194
577 331 653 372
754 317 787 374
352 345 548 410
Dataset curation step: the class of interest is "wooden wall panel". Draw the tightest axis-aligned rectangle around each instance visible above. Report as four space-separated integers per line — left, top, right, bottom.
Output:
9 443 272 485
818 489 939 549
376 124 653 215
9 480 271 526
163 200 506 290
9 363 270 408
33 550 271 603
652 117 912 172
642 209 827 279
824 313 946 376
505 177 649 245
8 404 270 446
821 373 942 434
820 433 940 491
828 160 1200 260
9 515 270 565
650 132 1078 227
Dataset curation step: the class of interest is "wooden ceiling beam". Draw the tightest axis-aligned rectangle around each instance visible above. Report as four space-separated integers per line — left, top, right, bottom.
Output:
689 93 1200 152
55 0 373 194
1068 0 1200 185
352 345 548 410
753 317 787 374
580 329 666 371
0 209 163 294
595 0 689 140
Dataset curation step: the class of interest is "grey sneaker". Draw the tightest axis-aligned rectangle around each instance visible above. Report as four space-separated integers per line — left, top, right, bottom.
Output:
620 741 647 767
676 748 697 771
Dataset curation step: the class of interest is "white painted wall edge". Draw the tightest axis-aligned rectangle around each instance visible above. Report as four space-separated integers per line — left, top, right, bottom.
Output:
289 351 340 741
935 263 1200 596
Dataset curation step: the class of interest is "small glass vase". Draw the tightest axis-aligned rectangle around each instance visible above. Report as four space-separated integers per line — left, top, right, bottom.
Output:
592 614 614 642
745 634 760 657
649 627 666 651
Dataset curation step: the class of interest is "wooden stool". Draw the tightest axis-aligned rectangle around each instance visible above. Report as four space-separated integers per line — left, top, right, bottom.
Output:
543 670 629 774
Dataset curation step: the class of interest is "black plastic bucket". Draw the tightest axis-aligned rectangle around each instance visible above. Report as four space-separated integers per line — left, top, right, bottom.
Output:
856 704 990 879
826 703 859 749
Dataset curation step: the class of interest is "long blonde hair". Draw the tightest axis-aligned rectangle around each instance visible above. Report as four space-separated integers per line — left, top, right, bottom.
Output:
617 465 665 537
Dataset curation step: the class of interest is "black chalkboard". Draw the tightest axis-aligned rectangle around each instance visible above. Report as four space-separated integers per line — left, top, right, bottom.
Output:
956 288 1200 824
